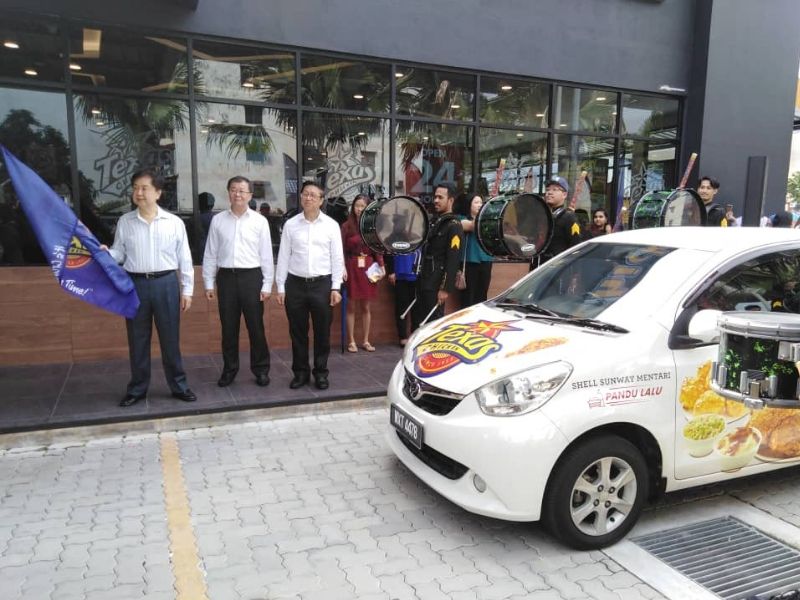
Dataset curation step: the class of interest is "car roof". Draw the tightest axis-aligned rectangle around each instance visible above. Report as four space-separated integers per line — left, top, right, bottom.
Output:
594 226 800 254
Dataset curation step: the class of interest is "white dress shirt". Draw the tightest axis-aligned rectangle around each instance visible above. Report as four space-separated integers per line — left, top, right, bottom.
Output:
109 207 194 296
202 208 274 293
275 211 344 293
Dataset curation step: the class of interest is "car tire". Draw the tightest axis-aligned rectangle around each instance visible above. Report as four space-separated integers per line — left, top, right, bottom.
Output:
543 435 649 550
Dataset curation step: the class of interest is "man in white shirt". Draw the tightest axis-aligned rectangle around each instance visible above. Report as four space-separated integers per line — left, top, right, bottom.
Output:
276 181 344 390
203 176 274 388
107 168 195 407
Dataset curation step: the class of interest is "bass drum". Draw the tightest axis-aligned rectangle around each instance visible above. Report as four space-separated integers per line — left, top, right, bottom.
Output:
359 195 429 255
476 193 553 259
629 188 706 230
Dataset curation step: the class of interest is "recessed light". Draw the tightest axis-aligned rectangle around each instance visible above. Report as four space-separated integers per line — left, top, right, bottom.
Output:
3 41 19 49
596 96 606 101
516 133 523 138
353 94 364 99
306 157 313 161
69 63 81 71
242 81 254 88
207 118 215 123
200 128 208 134
95 121 105 126
535 113 545 118
559 123 567 127
500 85 513 91
612 111 618 116
450 104 460 109
91 108 101 115
395 72 404 78
357 131 366 136
24 69 37 76
422 136 429 141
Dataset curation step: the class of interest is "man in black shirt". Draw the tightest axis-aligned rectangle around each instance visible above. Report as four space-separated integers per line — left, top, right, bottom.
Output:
534 176 583 268
698 176 727 227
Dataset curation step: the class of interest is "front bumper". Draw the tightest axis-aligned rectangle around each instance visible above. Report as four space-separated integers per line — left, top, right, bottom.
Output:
385 362 569 521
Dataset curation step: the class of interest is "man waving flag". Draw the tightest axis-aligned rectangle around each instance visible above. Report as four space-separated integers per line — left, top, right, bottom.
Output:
1 145 139 318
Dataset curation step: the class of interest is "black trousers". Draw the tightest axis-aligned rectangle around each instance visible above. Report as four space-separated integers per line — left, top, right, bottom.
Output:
393 278 416 340
126 274 188 396
460 261 493 307
217 267 270 377
284 274 332 378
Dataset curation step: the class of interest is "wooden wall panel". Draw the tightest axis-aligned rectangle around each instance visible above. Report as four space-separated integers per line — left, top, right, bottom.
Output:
0 263 530 365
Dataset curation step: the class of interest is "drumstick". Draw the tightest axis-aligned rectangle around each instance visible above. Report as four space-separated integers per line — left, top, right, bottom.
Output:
419 303 439 327
400 298 416 320
568 170 588 211
678 152 699 189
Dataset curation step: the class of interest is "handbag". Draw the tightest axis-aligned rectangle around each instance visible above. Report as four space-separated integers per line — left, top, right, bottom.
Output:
455 238 467 290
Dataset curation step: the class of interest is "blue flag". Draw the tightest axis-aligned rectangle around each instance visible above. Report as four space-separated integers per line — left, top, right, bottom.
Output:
1 145 140 318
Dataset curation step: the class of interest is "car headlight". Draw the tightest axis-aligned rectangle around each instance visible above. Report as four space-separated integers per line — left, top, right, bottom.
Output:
475 361 573 416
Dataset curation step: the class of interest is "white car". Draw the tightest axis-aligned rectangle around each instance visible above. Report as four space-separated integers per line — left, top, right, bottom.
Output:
387 226 800 549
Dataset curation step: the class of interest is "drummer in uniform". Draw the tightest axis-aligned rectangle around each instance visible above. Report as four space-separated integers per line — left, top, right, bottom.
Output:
697 176 727 227
532 176 582 269
413 183 464 330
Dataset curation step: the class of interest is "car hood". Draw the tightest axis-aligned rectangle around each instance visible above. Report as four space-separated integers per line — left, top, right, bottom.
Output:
403 303 623 395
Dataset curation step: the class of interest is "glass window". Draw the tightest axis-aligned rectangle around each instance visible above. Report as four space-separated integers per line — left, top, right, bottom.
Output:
301 113 389 205
0 88 74 264
480 77 549 128
622 93 679 139
477 128 547 197
619 139 677 208
553 134 617 218
67 26 188 94
0 16 64 83
553 86 617 134
394 121 473 206
73 93 193 225
301 54 390 113
192 39 295 103
396 67 475 121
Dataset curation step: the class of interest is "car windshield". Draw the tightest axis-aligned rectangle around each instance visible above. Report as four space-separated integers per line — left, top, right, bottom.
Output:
496 242 675 319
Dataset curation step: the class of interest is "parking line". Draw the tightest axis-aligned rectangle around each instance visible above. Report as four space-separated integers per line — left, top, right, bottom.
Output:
160 432 209 600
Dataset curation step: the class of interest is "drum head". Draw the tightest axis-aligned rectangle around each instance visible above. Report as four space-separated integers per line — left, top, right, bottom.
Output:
359 195 429 255
630 188 706 229
476 193 553 259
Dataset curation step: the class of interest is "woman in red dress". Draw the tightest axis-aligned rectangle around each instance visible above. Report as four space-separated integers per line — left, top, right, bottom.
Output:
341 194 384 352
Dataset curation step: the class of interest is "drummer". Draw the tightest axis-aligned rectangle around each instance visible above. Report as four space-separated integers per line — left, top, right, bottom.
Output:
532 176 582 269
413 183 464 330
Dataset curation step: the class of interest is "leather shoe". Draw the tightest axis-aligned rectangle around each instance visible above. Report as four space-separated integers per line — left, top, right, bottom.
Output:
289 375 309 389
171 389 197 402
217 371 236 387
120 393 145 407
314 376 329 390
255 374 270 387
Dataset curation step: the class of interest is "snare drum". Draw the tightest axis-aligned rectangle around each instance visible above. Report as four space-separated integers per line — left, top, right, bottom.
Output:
476 193 553 259
359 195 429 255
711 312 800 409
629 188 706 230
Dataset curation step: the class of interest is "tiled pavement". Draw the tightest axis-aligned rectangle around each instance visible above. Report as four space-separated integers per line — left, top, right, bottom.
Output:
4 406 800 600
0 345 400 433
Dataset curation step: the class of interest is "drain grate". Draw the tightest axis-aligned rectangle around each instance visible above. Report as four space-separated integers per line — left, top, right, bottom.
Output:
633 516 800 600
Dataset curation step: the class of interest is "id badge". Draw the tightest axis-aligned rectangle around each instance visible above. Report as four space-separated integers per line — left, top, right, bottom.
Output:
357 255 366 268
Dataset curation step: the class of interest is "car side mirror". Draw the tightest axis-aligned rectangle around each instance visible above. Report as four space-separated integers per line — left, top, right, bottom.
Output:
687 309 722 344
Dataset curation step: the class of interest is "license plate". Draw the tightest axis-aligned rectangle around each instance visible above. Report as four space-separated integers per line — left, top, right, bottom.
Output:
390 404 424 450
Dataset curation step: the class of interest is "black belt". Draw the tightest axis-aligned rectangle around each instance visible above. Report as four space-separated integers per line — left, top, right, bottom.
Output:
288 273 331 283
218 267 261 274
127 270 174 279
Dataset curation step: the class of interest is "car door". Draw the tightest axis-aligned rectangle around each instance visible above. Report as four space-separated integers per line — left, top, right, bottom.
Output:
670 248 800 480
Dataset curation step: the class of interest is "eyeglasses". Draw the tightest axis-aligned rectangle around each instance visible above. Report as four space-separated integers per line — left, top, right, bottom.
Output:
301 191 322 199
229 189 252 196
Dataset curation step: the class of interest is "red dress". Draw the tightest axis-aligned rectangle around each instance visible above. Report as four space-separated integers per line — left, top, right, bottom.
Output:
341 219 384 300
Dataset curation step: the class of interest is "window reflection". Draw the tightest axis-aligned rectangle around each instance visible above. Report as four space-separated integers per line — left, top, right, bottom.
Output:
302 113 389 210
192 40 295 103
301 55 390 112
480 77 549 128
395 121 473 206
554 86 617 134
621 93 678 139
67 26 189 94
0 16 64 83
478 128 547 197
396 67 475 121
619 139 677 208
553 134 616 220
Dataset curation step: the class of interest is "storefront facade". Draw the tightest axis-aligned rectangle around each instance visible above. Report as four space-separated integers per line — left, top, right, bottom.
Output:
0 0 798 364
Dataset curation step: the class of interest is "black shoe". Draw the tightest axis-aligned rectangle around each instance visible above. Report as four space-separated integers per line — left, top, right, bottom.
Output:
217 371 236 387
255 374 270 387
120 393 145 407
171 389 197 402
289 375 309 389
314 376 329 390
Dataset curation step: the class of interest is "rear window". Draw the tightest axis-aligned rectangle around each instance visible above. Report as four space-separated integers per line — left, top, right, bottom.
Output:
500 243 674 318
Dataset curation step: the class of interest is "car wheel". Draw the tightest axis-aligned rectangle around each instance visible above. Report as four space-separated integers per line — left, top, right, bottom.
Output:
543 435 649 550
